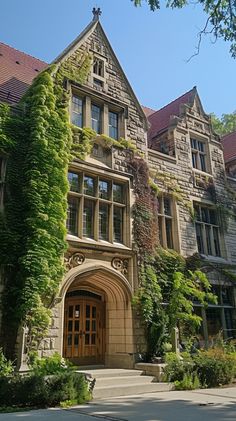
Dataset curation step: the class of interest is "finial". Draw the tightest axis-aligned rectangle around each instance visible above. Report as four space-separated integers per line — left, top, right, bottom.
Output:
92 7 102 21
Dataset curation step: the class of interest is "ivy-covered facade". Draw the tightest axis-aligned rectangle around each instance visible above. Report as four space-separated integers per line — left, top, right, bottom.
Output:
0 10 236 367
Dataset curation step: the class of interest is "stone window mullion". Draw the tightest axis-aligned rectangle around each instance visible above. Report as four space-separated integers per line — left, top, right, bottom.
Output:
103 104 109 136
84 96 91 127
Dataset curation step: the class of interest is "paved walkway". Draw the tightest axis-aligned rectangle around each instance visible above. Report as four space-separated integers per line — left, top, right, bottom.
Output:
1 387 236 420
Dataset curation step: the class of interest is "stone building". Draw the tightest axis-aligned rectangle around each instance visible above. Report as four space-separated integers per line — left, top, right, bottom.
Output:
0 10 236 367
145 88 236 344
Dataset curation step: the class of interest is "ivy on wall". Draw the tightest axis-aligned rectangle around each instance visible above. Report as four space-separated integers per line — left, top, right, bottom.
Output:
0 52 96 357
0 49 139 358
130 158 216 359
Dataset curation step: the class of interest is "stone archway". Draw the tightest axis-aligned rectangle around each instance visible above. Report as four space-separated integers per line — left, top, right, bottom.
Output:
57 263 134 368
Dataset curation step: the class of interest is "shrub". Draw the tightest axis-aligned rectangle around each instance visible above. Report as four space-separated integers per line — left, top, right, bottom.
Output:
194 349 236 387
174 372 200 390
0 371 91 408
164 347 236 389
163 352 193 382
29 352 71 375
0 348 14 377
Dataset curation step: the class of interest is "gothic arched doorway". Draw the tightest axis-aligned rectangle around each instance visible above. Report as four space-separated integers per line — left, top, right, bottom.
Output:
64 289 105 365
61 264 133 367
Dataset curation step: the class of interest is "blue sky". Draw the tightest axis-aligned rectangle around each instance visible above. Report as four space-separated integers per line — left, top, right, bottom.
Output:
1 0 235 116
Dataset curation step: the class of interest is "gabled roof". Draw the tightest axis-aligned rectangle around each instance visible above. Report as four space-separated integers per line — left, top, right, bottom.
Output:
221 131 236 163
142 105 156 117
146 87 196 140
0 42 47 104
53 16 148 130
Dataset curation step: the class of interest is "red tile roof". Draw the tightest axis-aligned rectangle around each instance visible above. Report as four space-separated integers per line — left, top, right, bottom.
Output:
142 105 156 117
146 88 196 142
221 131 236 163
0 42 47 104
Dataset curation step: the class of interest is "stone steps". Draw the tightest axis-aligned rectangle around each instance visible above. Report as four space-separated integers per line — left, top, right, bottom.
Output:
79 368 172 399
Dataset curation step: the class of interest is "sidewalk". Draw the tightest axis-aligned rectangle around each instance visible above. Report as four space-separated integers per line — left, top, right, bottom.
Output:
1 387 236 420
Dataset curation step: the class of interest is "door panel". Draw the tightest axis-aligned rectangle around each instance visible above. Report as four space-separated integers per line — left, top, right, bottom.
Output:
64 297 105 364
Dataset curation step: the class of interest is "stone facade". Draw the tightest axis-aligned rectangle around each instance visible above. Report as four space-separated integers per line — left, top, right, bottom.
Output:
147 93 236 344
1 12 236 367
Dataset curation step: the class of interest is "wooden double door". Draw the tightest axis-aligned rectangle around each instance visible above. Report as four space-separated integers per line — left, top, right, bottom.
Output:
63 294 105 365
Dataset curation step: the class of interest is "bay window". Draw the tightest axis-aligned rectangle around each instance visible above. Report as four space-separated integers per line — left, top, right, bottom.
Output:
67 171 127 244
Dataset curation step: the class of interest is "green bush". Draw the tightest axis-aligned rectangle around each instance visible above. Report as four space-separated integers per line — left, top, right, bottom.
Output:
29 352 71 375
194 349 236 387
0 348 14 377
174 372 201 390
164 352 194 383
0 371 91 409
164 348 236 389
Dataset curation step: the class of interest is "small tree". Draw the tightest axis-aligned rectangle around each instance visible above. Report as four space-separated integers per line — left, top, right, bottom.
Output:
134 249 217 359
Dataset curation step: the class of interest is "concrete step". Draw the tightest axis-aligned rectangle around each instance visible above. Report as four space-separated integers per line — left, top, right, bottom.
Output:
78 368 172 399
93 382 172 399
95 375 157 387
79 368 144 379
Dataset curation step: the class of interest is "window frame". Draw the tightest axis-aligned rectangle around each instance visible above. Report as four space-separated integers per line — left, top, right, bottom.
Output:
91 103 102 134
194 203 222 257
108 110 119 140
70 85 126 139
71 94 84 128
67 170 128 246
92 55 106 89
190 137 208 173
158 194 177 250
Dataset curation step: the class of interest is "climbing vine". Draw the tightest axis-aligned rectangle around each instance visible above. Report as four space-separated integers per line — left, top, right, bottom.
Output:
0 49 140 358
0 52 96 357
130 158 216 359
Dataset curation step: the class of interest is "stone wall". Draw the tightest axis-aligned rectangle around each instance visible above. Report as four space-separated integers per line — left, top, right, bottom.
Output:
148 103 236 265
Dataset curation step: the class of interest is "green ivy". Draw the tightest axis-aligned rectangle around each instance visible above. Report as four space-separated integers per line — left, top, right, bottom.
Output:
0 49 139 358
0 103 14 154
0 52 95 357
130 158 216 359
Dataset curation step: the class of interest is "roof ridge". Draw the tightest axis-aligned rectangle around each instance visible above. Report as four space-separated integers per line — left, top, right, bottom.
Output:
0 41 47 65
149 87 195 118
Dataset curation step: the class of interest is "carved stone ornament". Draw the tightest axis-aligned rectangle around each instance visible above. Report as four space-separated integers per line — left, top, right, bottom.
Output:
64 252 85 271
111 258 129 276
